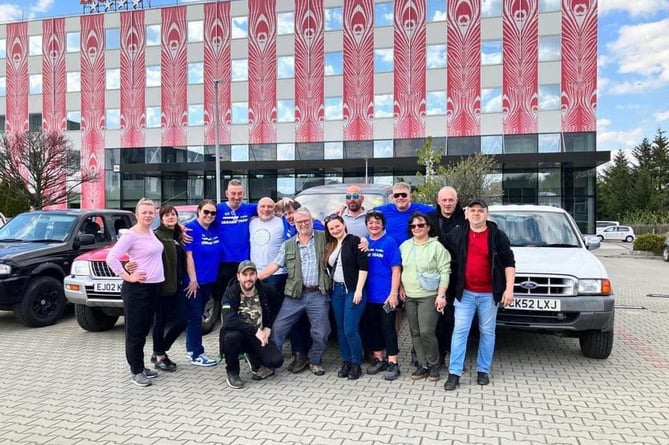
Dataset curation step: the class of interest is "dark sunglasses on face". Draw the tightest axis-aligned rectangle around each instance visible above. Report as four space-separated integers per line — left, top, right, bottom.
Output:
393 192 408 199
202 209 217 216
345 193 360 200
409 223 427 229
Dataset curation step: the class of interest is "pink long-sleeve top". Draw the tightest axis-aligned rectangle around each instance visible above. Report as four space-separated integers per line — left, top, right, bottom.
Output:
106 229 165 284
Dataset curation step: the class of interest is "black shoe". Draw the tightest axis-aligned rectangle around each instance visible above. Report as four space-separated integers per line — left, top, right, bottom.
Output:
444 373 460 391
366 358 388 375
410 366 429 380
427 365 440 382
290 353 309 374
383 362 401 381
150 354 157 364
226 372 244 389
410 348 419 367
155 357 177 372
477 372 490 385
337 361 351 378
347 363 362 380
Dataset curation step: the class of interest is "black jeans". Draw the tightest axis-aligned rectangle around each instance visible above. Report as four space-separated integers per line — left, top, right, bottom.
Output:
436 304 455 356
362 302 399 356
122 282 160 375
220 329 284 374
213 262 240 302
152 288 187 356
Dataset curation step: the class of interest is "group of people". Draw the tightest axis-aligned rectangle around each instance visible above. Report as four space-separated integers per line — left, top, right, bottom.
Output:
106 180 516 393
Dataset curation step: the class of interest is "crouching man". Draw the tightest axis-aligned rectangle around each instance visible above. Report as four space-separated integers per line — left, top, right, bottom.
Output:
220 260 284 389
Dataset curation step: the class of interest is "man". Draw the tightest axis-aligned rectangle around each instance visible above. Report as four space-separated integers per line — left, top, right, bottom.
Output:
443 199 515 391
220 261 284 389
428 186 466 364
340 185 368 238
258 207 333 376
374 182 433 245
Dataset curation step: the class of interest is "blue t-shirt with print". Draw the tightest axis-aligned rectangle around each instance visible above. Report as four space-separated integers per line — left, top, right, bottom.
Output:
365 234 402 304
184 220 221 285
374 202 434 245
216 202 258 262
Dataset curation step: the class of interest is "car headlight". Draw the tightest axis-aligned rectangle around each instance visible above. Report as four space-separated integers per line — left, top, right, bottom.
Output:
70 260 91 276
0 264 11 275
578 279 612 295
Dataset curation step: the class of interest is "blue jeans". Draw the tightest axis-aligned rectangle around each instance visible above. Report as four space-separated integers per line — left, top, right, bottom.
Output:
449 290 498 376
331 283 367 365
185 283 212 358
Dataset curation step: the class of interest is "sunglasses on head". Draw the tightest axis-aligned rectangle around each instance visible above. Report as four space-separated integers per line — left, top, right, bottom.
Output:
409 223 427 229
345 193 360 200
324 213 340 223
393 192 408 199
202 209 217 216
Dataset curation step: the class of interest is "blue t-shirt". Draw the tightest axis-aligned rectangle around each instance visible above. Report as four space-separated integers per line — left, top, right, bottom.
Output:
184 220 221 285
365 234 402 304
216 202 258 262
374 202 434 245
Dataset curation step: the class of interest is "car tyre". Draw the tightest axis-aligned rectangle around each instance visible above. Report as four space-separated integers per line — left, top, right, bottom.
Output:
624 236 634 243
201 296 220 335
75 304 119 331
663 247 669 262
579 330 613 359
597 235 604 241
13 276 67 327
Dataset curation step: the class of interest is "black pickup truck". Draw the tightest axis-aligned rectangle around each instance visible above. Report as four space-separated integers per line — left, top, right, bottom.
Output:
0 209 135 327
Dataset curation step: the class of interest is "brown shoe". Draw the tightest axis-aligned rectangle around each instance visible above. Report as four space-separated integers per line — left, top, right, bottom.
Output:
290 353 309 373
251 366 275 381
309 364 325 376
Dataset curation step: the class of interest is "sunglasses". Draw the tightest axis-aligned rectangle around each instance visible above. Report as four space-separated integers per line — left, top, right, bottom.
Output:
345 193 360 200
409 223 427 229
393 192 408 199
324 213 340 223
202 209 217 216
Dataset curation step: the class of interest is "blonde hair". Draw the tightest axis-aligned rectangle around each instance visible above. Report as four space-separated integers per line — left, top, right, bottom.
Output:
135 197 156 213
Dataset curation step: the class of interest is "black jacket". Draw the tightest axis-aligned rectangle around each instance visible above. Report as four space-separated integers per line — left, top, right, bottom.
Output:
429 203 466 247
329 234 369 292
220 280 274 336
445 221 515 304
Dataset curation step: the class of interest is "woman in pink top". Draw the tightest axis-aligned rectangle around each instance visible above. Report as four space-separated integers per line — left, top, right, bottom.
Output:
107 198 165 387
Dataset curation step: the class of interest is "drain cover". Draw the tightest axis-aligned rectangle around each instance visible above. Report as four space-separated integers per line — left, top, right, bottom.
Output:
647 294 669 298
614 304 646 310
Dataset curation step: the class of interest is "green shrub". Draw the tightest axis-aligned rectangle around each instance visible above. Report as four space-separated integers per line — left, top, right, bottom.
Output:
632 233 665 254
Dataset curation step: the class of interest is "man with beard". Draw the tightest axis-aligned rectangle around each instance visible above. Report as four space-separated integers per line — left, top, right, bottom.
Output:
340 185 368 238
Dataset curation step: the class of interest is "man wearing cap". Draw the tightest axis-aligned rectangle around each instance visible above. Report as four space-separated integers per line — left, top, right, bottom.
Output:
443 198 515 391
219 260 284 389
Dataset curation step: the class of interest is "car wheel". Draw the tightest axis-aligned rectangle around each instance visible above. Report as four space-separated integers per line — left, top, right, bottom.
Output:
579 330 613 359
201 296 220 335
597 235 604 241
75 304 120 331
624 235 634 243
13 276 67 327
663 247 669 262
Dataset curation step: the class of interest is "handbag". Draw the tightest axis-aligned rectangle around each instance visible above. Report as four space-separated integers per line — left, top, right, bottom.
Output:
412 245 440 291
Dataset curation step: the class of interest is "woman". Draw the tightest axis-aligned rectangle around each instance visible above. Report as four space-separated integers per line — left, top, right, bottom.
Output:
323 214 369 380
183 199 220 367
361 210 402 380
106 198 164 387
151 204 187 372
399 212 450 382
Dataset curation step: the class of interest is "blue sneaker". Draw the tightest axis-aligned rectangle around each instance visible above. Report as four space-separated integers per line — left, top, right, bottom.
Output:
191 353 217 367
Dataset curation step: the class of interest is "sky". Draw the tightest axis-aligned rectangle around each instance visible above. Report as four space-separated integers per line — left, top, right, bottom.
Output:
0 0 668 158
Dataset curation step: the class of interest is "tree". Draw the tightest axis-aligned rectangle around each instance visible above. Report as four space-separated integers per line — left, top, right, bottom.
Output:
597 150 632 219
0 131 99 210
414 137 501 205
0 180 30 217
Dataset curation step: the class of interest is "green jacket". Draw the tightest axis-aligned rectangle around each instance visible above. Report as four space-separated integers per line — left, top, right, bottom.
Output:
283 231 332 299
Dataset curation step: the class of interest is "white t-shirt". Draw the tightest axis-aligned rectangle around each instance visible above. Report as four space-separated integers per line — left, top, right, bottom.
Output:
250 217 287 275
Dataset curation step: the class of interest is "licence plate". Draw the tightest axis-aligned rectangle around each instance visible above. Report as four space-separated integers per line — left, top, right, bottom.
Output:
94 281 122 293
507 297 560 311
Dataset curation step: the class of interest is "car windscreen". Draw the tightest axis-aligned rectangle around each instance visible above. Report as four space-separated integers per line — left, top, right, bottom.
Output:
488 211 581 247
295 192 389 221
0 213 77 242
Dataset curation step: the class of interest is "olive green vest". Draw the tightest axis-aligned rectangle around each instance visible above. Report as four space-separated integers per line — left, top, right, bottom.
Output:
283 231 332 299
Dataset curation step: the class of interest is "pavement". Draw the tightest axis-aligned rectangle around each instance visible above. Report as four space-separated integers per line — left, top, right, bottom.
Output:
1 247 668 445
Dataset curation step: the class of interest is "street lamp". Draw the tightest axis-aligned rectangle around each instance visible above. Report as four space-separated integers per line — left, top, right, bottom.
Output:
213 79 222 203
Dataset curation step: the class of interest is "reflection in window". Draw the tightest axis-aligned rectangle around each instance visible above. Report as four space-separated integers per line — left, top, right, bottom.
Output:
106 68 121 90
66 32 79 53
481 88 502 113
277 176 295 196
426 0 446 22
481 135 503 154
482 41 502 65
29 113 42 131
325 97 342 120
106 28 120 50
426 91 446 115
231 144 249 162
146 25 161 46
0 39 5 58
539 133 562 153
188 21 204 42
188 62 204 84
106 109 120 129
504 134 538 153
231 59 248 81
325 7 343 31
324 141 343 159
232 102 248 124
374 140 393 158
29 36 42 56
29 74 42 95
539 35 561 62
189 104 204 126
67 111 81 131
481 0 502 17
146 106 161 128
374 49 394 73
277 56 294 79
0 77 5 96
146 66 161 87
375 3 393 27
538 84 561 110
374 94 393 118
427 44 446 69
277 100 295 122
539 0 561 12
325 52 343 76
67 72 81 92
232 17 248 39
277 12 294 35
277 143 295 161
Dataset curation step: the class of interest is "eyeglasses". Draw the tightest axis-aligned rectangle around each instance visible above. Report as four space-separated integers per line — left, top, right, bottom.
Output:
202 209 217 216
409 223 427 229
294 219 311 226
393 192 408 199
345 193 360 200
324 213 340 223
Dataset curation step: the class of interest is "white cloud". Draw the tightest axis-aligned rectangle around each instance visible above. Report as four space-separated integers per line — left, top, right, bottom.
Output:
597 127 644 150
607 19 669 83
655 110 669 122
0 4 23 23
599 0 669 17
30 0 53 14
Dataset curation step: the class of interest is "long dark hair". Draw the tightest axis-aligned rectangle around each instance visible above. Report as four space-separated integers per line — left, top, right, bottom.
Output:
158 204 183 240
322 214 347 270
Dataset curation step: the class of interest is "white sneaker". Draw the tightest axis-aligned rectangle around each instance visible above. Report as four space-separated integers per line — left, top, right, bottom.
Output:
185 351 193 360
191 353 217 367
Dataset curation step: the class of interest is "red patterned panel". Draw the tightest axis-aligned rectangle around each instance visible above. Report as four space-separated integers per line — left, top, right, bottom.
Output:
561 0 597 132
503 0 538 134
447 0 481 136
343 0 374 141
120 10 146 148
5 22 29 137
295 0 325 143
80 15 106 209
394 0 426 139
248 0 277 144
204 1 232 145
161 7 188 147
42 18 67 134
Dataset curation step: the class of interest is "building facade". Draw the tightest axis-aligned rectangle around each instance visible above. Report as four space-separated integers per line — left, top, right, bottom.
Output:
0 0 605 231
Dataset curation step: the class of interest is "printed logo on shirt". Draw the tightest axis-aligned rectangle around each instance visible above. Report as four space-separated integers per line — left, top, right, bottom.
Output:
220 214 250 225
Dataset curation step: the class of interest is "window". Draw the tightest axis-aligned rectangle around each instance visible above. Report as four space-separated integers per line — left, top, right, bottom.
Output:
0 39 5 58
188 63 204 84
106 109 120 129
504 134 538 153
67 111 81 130
325 97 342 120
539 134 561 153
374 49 394 73
146 66 161 87
277 56 294 79
66 32 79 53
106 28 120 50
0 115 4 132
277 100 295 122
375 3 393 27
29 36 42 56
231 59 248 82
29 113 42 131
426 0 446 22
146 107 161 128
374 94 393 118
538 84 561 110
188 21 204 42
324 141 343 159
426 91 446 115
374 140 393 158
539 0 561 12
277 12 294 35
481 88 502 113
232 17 248 39
324 7 343 31
232 102 248 124
278 176 296 196
277 143 295 161
481 0 502 18
482 41 502 65
427 44 447 69
29 74 42 95
188 104 204 126
325 52 343 76
231 144 249 162
0 77 5 96
481 135 503 154
67 72 81 92
146 25 161 46
539 36 561 62
106 68 120 90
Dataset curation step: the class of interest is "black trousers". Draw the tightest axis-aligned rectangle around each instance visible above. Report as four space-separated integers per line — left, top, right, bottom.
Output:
220 329 284 374
122 282 160 374
436 304 455 356
213 262 240 302
152 289 187 356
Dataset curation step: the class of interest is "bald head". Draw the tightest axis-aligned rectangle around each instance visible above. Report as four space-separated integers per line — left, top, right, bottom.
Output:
345 185 364 212
257 197 275 221
437 186 458 217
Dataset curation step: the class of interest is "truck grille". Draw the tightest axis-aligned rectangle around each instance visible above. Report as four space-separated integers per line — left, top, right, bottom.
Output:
513 274 576 296
90 261 123 278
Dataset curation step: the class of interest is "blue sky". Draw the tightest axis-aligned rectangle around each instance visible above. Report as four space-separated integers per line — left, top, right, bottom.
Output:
1 0 668 156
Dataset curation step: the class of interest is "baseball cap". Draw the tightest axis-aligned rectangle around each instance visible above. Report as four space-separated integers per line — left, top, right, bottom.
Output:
237 260 257 273
467 198 488 209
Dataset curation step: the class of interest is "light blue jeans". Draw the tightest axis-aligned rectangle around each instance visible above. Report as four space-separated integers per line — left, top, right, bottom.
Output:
448 289 498 376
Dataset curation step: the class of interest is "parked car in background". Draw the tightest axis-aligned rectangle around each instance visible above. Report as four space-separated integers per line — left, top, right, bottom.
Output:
596 220 619 230
294 183 393 221
597 225 635 242
663 233 669 262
